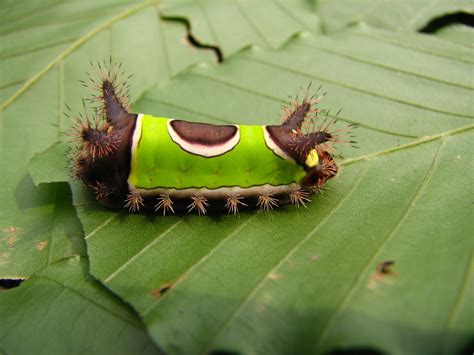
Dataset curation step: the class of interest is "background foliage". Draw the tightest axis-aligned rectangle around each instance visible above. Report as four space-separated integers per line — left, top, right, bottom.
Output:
1 0 473 354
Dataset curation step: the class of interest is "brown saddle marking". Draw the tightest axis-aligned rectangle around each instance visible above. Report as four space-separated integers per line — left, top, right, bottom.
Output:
170 120 238 146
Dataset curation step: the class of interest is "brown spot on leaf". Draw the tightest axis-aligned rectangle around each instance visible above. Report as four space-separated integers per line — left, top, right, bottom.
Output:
1 227 19 247
36 241 47 251
368 260 397 289
376 260 397 277
151 282 172 299
2 226 18 234
310 255 320 262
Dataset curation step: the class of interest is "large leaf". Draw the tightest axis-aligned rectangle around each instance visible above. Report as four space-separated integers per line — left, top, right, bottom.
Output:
0 257 159 354
0 0 322 279
315 0 474 33
51 26 472 353
0 1 326 352
0 0 215 277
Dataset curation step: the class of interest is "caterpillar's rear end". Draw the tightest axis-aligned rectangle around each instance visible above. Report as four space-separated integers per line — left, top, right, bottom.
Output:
69 61 355 215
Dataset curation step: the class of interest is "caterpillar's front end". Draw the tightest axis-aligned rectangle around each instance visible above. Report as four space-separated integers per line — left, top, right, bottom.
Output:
70 64 354 215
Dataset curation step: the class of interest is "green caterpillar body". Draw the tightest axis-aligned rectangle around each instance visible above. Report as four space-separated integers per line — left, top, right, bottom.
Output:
130 114 305 196
70 64 352 215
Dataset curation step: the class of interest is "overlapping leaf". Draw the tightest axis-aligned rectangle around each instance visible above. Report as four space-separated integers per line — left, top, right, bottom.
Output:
40 26 471 353
0 257 159 354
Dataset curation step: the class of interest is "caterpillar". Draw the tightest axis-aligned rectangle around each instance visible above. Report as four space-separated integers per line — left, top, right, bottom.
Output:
69 61 355 215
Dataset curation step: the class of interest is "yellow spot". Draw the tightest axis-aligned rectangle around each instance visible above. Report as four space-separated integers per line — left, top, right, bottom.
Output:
305 149 319 168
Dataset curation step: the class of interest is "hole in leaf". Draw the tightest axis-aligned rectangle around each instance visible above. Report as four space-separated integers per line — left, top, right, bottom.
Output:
150 282 172 299
376 260 396 277
419 12 474 33
160 15 223 62
0 278 24 290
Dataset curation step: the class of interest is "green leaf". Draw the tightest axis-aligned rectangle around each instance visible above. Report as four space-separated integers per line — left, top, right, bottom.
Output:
0 257 159 355
315 0 474 33
60 27 472 353
0 181 85 278
160 0 321 56
8 0 474 353
1 0 319 279
0 0 215 277
435 24 474 46
28 143 70 185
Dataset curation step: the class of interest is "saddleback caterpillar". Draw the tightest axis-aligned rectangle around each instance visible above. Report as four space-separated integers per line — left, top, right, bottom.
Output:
68 61 356 215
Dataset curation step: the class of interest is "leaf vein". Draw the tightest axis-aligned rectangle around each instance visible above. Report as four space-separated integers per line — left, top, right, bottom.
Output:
349 31 474 64
0 0 157 112
139 97 234 124
342 123 474 166
271 0 313 31
441 252 474 352
84 215 117 240
241 56 474 119
234 0 271 47
314 137 446 351
188 72 420 138
203 159 370 352
295 42 473 90
143 214 257 317
103 219 183 283
35 275 143 328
